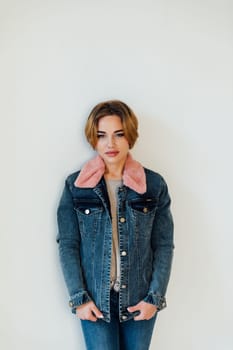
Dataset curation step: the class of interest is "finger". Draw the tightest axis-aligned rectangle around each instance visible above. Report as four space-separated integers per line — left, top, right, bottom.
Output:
127 305 138 313
79 310 98 322
133 313 145 321
135 310 157 321
76 308 97 322
88 312 98 322
92 306 104 319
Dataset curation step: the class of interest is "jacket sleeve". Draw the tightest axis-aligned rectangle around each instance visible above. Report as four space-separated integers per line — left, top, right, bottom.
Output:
56 179 92 313
144 176 174 311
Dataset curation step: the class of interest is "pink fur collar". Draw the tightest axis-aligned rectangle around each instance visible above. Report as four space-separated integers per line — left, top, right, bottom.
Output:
74 153 146 194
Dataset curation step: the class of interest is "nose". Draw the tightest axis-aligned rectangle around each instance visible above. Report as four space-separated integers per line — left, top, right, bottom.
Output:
107 136 115 148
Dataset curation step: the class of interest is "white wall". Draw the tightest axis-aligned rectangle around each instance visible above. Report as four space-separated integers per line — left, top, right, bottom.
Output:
1 0 233 349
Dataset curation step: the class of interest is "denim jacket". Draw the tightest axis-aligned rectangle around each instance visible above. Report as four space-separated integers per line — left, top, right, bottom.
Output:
57 154 174 323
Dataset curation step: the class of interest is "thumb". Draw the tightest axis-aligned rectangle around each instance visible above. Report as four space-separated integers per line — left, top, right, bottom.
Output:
127 305 138 313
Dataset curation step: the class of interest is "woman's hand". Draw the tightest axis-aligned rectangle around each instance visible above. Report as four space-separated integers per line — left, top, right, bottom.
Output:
127 301 157 321
76 301 104 322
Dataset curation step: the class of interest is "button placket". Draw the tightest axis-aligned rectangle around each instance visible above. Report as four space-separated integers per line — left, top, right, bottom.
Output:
117 187 129 321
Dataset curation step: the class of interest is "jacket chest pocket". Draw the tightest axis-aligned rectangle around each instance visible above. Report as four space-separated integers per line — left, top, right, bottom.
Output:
129 198 158 238
73 199 104 238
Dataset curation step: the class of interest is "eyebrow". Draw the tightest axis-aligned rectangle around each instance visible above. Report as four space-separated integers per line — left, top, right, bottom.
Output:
97 129 124 134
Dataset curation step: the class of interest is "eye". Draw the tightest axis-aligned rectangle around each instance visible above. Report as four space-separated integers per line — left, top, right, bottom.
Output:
115 132 125 138
97 133 106 138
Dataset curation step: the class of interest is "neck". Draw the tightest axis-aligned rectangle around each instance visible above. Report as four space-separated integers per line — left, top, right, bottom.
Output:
104 163 124 180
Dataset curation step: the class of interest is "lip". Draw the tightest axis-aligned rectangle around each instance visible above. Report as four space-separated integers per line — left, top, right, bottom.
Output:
105 151 119 157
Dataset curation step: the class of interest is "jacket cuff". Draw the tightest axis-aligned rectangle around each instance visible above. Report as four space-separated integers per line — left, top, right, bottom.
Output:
144 293 167 311
68 291 92 314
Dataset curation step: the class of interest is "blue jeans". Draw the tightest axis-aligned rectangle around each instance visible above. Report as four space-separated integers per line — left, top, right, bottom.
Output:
81 290 157 350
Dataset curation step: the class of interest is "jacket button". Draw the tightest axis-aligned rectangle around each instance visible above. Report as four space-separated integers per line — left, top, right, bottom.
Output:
119 217 126 223
121 284 127 289
122 315 127 320
84 209 90 215
121 251 127 256
69 301 73 307
143 207 148 213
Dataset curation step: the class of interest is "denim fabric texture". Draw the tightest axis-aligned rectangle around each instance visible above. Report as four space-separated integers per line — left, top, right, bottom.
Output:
81 290 157 350
57 167 174 323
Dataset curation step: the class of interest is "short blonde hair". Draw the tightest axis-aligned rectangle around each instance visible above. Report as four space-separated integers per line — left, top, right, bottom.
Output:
85 100 139 149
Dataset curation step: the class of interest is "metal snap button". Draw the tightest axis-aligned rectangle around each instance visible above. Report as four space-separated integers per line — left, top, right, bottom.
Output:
84 209 90 215
119 217 126 223
143 207 148 213
121 251 127 256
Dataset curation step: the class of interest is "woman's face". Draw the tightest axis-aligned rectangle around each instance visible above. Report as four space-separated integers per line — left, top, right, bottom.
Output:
95 115 129 169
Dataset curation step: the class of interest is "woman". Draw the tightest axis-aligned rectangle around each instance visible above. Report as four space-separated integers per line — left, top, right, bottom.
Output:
57 100 174 350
